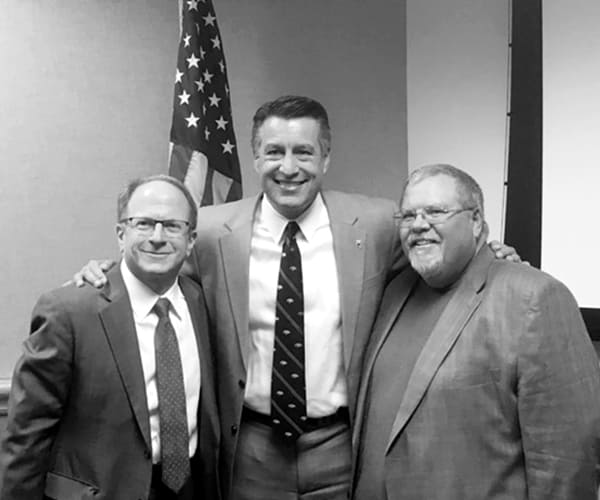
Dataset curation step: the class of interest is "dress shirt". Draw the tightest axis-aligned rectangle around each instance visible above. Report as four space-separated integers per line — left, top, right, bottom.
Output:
120 260 200 463
246 193 347 417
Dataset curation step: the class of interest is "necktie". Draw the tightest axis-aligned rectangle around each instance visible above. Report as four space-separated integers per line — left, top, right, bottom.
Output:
270 221 307 440
153 298 190 493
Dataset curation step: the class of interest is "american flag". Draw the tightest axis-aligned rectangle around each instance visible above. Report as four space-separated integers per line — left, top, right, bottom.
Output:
168 0 242 206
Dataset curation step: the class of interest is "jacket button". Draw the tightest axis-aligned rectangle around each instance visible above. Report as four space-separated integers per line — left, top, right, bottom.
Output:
231 425 238 435
238 379 245 389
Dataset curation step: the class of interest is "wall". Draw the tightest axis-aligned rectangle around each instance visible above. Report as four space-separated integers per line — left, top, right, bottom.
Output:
0 0 408 388
542 0 600 308
406 0 510 240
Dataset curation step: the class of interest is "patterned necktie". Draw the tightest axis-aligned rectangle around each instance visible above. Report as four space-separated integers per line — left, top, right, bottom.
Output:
153 298 190 493
270 221 307 440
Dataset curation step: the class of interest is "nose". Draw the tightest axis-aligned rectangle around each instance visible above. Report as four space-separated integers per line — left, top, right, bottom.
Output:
279 152 299 176
148 222 167 243
410 212 431 231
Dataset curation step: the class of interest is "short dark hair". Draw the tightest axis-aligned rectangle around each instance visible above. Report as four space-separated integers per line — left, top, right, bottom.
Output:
117 174 198 230
403 164 485 218
251 95 332 156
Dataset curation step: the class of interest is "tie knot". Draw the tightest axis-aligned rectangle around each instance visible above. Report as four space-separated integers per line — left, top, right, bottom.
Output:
153 298 172 319
284 221 300 242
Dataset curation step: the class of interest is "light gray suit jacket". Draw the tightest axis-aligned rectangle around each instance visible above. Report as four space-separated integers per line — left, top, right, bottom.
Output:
352 245 600 499
187 190 404 499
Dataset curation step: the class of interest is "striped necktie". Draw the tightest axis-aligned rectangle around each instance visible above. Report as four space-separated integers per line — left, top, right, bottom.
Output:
270 221 307 440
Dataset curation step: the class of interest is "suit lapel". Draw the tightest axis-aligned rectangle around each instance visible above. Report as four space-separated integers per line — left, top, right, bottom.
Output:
218 196 258 370
352 268 417 457
385 246 494 453
324 192 367 370
98 267 151 451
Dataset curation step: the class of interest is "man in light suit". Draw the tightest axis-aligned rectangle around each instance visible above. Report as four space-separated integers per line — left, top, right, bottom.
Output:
352 164 600 499
75 98 518 500
0 176 219 499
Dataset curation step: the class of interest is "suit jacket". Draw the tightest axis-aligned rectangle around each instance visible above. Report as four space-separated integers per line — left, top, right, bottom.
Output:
0 267 220 500
187 190 404 499
352 245 600 500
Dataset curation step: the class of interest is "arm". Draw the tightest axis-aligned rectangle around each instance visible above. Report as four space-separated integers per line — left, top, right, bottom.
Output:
0 292 73 499
517 279 600 499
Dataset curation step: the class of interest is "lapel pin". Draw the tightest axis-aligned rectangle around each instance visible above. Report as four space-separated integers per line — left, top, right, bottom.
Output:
355 239 362 248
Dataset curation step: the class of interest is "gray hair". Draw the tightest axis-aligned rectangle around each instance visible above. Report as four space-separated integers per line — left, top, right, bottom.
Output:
117 174 198 230
403 164 484 218
251 95 332 157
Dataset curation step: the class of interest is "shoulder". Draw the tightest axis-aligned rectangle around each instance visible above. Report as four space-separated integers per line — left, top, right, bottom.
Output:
33 281 105 317
196 197 256 225
486 260 579 309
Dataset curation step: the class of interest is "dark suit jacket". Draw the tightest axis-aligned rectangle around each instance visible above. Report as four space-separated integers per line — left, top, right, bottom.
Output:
187 190 405 499
352 246 600 499
0 267 220 500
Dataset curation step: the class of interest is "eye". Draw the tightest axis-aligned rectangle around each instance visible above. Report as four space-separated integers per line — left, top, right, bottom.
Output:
426 208 448 220
264 146 283 158
134 217 154 230
163 220 180 232
400 212 416 223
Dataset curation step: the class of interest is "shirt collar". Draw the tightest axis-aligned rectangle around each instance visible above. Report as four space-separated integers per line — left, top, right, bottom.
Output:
120 260 184 321
259 192 330 244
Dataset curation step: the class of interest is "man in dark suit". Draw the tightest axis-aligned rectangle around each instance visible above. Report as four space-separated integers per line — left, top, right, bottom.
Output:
74 98 518 500
0 175 219 499
352 164 600 499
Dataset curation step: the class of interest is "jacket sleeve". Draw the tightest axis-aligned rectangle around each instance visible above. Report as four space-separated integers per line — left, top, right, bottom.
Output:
0 291 73 499
517 278 600 499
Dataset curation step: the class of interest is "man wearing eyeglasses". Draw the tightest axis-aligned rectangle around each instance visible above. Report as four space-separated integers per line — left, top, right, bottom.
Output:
351 164 600 500
0 175 219 500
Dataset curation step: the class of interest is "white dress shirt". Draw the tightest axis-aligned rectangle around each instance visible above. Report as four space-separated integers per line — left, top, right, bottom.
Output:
120 260 201 463
246 194 347 417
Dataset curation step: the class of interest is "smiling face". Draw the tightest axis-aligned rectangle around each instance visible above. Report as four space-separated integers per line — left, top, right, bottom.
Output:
253 116 330 219
399 174 483 288
116 180 196 294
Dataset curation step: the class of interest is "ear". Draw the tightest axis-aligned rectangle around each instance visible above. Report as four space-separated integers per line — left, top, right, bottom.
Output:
472 209 484 240
186 230 197 257
116 223 126 253
253 156 261 174
322 153 331 174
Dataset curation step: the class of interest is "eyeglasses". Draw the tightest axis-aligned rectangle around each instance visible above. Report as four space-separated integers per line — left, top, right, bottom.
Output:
120 217 191 236
393 207 476 227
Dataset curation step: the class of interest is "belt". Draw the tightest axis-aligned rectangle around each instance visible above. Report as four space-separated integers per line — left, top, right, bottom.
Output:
242 406 349 433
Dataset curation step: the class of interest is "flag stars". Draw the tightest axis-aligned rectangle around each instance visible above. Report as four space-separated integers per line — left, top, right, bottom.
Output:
211 35 221 50
204 127 210 141
215 116 228 130
194 79 204 93
183 33 192 48
178 90 191 105
208 93 221 107
186 53 200 69
203 13 216 26
222 140 235 154
203 69 214 83
199 46 206 60
185 112 200 128
218 60 225 73
187 0 199 11
175 69 184 83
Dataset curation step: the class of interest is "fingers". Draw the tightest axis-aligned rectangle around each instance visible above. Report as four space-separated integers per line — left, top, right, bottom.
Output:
72 260 113 288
